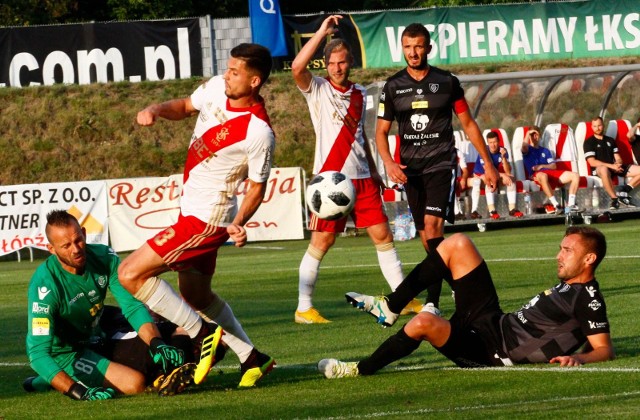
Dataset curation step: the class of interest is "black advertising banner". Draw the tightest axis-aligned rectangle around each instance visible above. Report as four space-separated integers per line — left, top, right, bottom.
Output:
278 14 364 71
0 19 201 88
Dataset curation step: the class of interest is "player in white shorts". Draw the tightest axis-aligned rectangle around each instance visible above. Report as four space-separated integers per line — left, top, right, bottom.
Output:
291 15 413 324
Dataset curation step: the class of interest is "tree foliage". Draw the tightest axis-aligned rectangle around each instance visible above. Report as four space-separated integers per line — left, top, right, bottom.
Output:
1 0 538 26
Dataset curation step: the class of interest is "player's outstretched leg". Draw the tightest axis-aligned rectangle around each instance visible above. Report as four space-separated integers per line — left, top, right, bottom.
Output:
345 292 399 327
238 349 276 388
194 324 226 385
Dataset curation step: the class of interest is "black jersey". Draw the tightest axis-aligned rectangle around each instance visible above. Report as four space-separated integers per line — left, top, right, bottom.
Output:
501 279 609 364
583 135 618 164
377 66 466 176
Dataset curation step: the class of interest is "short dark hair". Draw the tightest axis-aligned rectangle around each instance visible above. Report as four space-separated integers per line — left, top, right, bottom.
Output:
486 131 499 140
230 43 272 86
324 38 353 63
529 125 541 134
565 226 607 269
592 116 603 123
45 210 80 241
401 23 430 45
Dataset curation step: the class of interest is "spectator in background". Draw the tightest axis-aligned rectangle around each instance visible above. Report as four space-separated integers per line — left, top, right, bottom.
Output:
584 116 640 209
627 117 640 163
469 131 523 220
454 147 469 220
521 125 581 214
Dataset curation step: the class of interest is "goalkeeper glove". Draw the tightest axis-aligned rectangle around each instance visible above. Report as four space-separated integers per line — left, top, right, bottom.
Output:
65 382 116 401
150 337 185 373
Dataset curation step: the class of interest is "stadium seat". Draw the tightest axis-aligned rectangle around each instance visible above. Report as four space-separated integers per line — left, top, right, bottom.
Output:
606 119 636 165
541 123 591 189
381 134 404 202
511 126 540 193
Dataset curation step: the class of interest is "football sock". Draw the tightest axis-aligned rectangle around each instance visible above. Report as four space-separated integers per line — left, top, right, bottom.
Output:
386 249 449 314
135 276 202 339
568 194 577 207
198 295 253 364
375 242 403 291
297 245 325 312
550 196 559 207
471 178 481 212
424 237 446 308
485 187 496 208
507 183 516 210
622 184 632 193
357 326 421 375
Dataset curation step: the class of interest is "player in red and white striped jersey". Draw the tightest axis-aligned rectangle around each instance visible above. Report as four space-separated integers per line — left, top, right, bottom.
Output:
291 15 410 324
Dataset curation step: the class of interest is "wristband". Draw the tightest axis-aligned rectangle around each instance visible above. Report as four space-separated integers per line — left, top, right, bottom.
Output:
150 337 165 353
65 382 88 400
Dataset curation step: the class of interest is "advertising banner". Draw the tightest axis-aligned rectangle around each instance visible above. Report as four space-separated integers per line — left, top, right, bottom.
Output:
249 0 289 57
350 0 640 67
0 181 109 256
0 18 201 88
106 168 304 252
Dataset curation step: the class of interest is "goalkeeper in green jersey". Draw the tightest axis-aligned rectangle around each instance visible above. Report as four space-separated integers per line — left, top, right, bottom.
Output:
25 210 191 400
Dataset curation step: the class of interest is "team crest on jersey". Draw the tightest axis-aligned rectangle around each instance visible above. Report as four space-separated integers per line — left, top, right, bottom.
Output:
429 83 439 93
97 276 107 288
417 89 423 95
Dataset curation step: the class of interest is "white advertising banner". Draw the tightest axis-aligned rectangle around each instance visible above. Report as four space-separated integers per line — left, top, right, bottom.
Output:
106 175 182 253
0 181 109 256
106 168 304 252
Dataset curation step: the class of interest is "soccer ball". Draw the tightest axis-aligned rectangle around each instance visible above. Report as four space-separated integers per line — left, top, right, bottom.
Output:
306 171 356 221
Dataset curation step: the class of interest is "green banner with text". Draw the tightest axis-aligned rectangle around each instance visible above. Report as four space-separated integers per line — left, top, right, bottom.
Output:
351 0 640 68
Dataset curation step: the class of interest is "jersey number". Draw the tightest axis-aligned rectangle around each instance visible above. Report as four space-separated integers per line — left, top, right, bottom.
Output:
74 357 97 375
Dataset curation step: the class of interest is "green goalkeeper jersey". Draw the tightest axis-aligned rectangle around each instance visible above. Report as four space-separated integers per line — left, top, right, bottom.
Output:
26 244 153 383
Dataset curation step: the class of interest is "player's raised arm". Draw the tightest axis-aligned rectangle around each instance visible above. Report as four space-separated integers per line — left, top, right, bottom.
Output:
291 15 342 91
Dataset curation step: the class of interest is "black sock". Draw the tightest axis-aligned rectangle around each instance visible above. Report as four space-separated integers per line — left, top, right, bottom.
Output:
357 326 421 375
386 250 450 314
426 237 444 253
622 184 633 193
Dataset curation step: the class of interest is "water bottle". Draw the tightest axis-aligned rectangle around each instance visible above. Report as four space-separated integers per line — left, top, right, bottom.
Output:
524 192 532 215
592 186 600 209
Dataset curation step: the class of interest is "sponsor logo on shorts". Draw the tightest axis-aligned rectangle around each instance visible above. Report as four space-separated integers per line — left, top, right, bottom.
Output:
32 318 50 336
425 205 442 212
588 299 602 311
32 302 50 314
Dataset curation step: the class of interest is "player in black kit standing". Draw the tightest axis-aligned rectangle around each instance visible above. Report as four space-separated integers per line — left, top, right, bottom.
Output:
375 23 499 315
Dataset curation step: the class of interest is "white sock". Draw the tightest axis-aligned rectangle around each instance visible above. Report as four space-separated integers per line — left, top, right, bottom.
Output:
471 179 481 212
198 296 253 364
507 184 516 210
568 194 576 206
135 277 202 339
550 196 559 207
375 242 403 291
297 246 324 312
485 187 496 207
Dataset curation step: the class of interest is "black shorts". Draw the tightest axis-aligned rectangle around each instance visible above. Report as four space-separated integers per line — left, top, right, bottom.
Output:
94 306 193 384
404 169 456 229
434 261 510 367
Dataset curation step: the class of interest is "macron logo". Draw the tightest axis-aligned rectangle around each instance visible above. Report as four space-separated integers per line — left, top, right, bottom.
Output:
38 287 51 300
